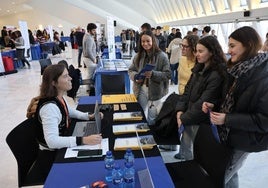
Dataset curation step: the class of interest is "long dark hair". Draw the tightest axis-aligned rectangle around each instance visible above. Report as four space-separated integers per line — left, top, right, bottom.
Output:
40 64 66 98
197 36 227 76
228 26 262 65
135 30 161 66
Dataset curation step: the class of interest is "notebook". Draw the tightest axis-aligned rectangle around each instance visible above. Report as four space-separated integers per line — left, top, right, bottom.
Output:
72 101 101 136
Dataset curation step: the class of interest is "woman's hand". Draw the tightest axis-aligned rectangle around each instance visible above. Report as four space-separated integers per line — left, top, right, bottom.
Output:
202 102 214 113
210 111 226 125
82 134 102 145
144 71 152 79
89 112 104 120
176 111 183 128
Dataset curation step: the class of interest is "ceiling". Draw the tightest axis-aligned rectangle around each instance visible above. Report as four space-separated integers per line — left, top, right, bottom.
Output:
1 0 268 30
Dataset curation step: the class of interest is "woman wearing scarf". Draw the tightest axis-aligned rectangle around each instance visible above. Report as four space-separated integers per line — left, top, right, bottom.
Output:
203 26 268 188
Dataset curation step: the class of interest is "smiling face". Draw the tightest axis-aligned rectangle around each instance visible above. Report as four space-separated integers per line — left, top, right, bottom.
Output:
195 43 212 66
228 37 246 63
53 68 72 94
141 34 153 51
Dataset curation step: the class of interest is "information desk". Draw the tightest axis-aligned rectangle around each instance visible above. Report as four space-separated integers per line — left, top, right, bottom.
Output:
94 59 130 96
44 102 174 188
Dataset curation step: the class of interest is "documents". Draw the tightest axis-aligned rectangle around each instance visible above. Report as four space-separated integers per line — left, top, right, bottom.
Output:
102 94 137 104
114 135 156 150
64 138 109 158
113 123 149 135
113 111 143 121
136 64 155 80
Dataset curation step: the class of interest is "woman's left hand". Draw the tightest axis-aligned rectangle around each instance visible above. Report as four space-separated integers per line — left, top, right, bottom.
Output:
144 71 152 79
210 111 226 125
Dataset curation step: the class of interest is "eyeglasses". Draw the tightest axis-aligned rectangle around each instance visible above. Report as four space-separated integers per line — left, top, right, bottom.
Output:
180 44 190 49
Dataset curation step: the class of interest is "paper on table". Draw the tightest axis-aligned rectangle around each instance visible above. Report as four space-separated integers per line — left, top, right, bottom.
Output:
64 138 109 158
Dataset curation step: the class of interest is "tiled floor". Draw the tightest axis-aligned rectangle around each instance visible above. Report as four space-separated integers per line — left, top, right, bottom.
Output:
1 49 268 188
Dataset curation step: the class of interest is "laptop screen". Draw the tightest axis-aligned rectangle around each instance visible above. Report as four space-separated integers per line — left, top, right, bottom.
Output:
94 100 101 134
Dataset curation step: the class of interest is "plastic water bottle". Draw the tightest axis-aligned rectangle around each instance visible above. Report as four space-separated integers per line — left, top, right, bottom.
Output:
104 151 115 182
112 164 123 188
124 148 135 166
123 162 135 188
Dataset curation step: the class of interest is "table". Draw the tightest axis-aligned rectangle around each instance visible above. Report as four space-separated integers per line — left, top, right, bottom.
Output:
30 44 41 60
44 102 175 188
94 59 130 96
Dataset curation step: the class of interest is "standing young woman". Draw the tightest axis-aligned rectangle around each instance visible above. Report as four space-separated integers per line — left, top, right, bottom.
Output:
128 30 171 125
203 26 268 188
32 64 102 181
175 36 227 160
11 30 31 68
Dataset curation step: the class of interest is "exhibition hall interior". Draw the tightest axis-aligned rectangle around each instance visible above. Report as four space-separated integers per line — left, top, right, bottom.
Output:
1 0 268 187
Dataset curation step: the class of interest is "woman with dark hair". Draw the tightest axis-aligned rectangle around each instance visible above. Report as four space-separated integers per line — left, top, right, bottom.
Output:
31 64 102 181
11 30 31 68
128 30 171 125
175 36 227 160
203 26 268 187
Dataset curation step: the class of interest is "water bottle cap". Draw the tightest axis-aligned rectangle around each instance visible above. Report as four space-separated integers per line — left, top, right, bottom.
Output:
106 151 112 156
125 162 132 168
126 148 132 153
114 163 120 170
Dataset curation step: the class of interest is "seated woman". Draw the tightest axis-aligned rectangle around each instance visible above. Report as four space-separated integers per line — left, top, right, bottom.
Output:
28 64 102 181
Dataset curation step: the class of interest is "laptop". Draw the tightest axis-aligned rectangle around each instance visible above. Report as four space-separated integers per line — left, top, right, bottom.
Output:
72 101 101 136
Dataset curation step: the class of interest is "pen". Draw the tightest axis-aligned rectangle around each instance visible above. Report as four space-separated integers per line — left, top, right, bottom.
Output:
72 149 92 151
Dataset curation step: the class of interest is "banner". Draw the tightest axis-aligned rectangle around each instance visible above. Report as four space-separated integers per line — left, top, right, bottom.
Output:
106 16 116 59
18 20 30 59
0 52 5 73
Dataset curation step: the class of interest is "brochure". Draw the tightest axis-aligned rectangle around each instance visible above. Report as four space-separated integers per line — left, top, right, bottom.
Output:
136 64 155 80
113 111 143 121
114 135 156 151
112 123 149 135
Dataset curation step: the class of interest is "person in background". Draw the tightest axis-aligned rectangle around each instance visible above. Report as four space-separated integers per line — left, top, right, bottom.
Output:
74 26 86 68
29 64 103 181
36 29 46 44
201 26 211 37
202 26 268 188
166 32 182 85
211 29 217 39
167 28 176 48
163 35 200 153
82 23 98 82
155 26 167 52
10 30 31 68
1 26 8 46
192 27 199 36
128 30 171 125
261 32 268 52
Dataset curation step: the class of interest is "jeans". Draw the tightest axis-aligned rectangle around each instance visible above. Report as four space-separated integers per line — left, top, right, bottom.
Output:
83 57 97 80
170 63 178 84
225 150 249 188
179 125 199 160
138 85 163 125
78 47 83 66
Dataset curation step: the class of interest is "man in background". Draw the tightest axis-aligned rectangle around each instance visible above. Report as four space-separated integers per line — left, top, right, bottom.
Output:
82 23 97 81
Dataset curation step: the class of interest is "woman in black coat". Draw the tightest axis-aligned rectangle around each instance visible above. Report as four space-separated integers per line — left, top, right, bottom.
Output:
175 36 227 160
203 26 268 188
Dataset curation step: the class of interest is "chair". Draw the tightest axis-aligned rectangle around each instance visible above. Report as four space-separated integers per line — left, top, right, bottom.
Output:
6 118 44 187
101 74 125 95
166 123 233 188
39 58 52 75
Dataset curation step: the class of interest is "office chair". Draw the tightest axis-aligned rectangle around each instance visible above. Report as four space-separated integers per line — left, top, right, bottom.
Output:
6 118 44 187
39 58 52 75
166 123 233 188
101 74 125 95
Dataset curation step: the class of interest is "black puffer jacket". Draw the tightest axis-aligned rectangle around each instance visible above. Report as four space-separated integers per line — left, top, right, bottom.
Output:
176 63 226 126
226 54 268 152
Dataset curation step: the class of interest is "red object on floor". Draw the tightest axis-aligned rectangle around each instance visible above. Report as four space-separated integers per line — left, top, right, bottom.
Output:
2 56 14 71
